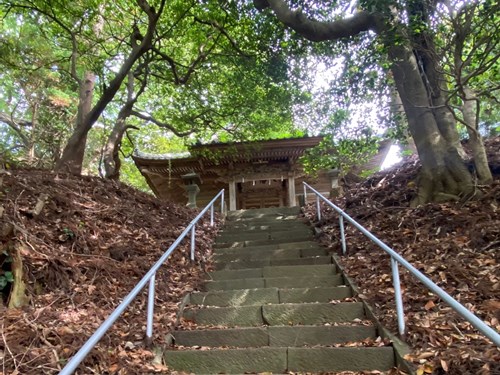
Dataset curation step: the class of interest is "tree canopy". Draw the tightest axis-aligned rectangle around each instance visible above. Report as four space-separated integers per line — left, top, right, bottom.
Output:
0 0 498 203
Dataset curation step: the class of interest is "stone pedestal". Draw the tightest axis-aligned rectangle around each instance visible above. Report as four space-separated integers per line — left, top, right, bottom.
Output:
185 184 200 208
328 169 343 198
182 172 202 209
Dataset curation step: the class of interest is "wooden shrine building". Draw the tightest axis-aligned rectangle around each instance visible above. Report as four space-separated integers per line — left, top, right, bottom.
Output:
133 137 391 211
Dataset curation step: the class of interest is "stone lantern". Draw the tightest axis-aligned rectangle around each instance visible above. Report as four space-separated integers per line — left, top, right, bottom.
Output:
181 172 201 208
328 168 343 198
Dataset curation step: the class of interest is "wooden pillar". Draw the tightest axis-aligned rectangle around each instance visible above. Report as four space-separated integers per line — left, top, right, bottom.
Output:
229 179 237 211
288 174 296 207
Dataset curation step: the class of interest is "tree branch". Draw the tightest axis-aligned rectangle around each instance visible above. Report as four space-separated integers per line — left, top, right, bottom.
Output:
193 16 251 57
0 112 31 146
258 0 379 41
130 110 193 137
83 0 166 129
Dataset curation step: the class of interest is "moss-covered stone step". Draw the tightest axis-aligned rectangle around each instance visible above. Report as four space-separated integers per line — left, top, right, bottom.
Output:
190 288 280 307
189 286 352 307
287 346 395 372
262 302 365 326
214 255 333 270
278 285 352 303
214 240 323 254
213 248 329 263
206 264 338 281
163 346 394 373
164 347 288 374
223 221 309 231
183 302 364 327
217 227 312 243
173 324 377 348
215 232 314 248
226 206 301 220
203 274 344 291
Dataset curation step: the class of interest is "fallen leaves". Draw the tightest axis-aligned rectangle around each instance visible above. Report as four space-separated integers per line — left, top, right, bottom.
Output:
0 169 221 374
305 137 500 375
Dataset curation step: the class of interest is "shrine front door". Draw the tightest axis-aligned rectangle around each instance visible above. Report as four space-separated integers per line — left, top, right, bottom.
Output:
237 179 287 209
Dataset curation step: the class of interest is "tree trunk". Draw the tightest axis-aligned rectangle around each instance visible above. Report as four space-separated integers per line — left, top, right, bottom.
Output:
461 87 493 184
54 1 165 175
103 110 131 180
28 104 38 164
258 0 483 205
103 66 146 180
56 71 95 175
388 43 475 205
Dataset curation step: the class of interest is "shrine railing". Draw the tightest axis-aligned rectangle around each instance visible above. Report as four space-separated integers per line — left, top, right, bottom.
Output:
59 189 225 375
303 182 500 346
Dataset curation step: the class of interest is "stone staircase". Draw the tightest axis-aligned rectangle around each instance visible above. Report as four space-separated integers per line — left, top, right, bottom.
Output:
164 207 396 373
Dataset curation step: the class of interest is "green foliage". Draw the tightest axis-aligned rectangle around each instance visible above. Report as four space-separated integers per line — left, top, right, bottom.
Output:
431 0 500 134
301 136 379 176
300 108 379 175
0 250 13 293
3 0 496 191
119 124 189 192
359 168 379 178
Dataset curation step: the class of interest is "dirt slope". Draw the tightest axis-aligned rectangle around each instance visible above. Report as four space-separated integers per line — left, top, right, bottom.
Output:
0 169 221 374
305 137 500 375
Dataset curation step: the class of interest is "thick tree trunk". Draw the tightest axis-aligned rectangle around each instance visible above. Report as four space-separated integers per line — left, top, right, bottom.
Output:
103 110 132 180
388 43 475 205
258 0 486 205
56 71 95 175
462 87 493 184
103 67 146 180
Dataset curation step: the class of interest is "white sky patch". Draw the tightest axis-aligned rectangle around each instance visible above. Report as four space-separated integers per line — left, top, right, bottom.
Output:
380 144 402 170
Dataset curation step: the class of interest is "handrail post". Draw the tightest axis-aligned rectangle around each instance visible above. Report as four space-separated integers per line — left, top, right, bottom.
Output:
210 205 214 227
339 215 347 255
190 225 196 261
145 273 156 346
221 190 225 213
316 196 321 221
391 257 405 336
303 184 307 202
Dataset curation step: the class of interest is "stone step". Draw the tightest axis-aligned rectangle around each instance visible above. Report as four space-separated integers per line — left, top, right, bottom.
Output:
288 347 395 372
279 286 352 303
214 240 322 253
225 219 302 227
217 228 312 243
215 232 314 249
166 207 400 374
213 248 328 264
203 274 344 291
221 221 310 233
173 324 377 348
226 206 301 220
213 247 328 263
214 255 333 270
189 286 352 307
206 264 338 281
190 288 280 307
164 347 288 374
164 346 394 373
263 302 365 326
183 302 364 327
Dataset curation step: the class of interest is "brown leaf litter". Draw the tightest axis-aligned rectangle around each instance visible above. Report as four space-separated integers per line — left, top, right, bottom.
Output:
0 169 221 374
304 137 500 375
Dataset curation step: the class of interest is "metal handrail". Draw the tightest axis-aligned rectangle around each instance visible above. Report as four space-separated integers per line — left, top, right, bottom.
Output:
59 189 225 375
303 182 500 346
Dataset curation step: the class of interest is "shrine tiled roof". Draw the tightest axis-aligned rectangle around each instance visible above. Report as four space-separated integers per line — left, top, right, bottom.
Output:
133 136 324 175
